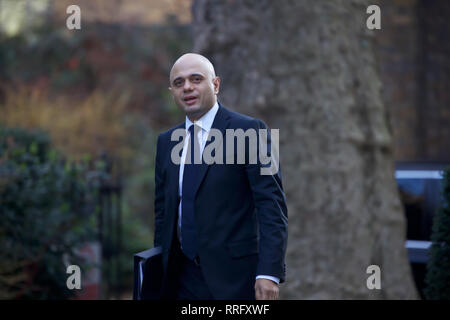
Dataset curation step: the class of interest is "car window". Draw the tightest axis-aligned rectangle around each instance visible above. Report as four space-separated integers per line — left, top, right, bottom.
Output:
397 176 443 241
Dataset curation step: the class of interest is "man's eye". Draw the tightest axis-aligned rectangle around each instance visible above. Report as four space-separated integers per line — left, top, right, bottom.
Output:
192 77 201 82
174 80 183 87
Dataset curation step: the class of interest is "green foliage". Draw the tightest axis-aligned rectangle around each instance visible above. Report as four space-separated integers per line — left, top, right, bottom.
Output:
425 168 450 300
0 15 193 298
0 126 106 299
0 20 192 125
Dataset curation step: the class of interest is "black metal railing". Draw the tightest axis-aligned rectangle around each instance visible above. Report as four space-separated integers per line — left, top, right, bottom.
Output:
96 154 123 299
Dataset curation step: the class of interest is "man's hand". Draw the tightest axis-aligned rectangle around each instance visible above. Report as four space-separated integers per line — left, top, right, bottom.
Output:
255 278 279 300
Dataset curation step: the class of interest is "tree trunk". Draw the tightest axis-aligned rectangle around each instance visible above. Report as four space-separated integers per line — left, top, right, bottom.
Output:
192 0 418 299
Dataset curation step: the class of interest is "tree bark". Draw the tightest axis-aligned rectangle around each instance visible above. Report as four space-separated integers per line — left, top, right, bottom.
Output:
192 0 418 299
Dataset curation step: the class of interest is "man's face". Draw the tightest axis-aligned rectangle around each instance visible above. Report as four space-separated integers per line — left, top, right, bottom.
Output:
169 55 220 121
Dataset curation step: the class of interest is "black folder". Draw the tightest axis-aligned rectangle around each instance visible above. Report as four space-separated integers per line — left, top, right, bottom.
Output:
133 246 163 300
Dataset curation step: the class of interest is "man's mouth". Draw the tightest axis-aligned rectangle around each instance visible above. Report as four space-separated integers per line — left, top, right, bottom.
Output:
183 96 197 106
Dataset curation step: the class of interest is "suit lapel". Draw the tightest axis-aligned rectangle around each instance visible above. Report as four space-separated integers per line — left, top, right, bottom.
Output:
167 122 184 206
191 103 230 197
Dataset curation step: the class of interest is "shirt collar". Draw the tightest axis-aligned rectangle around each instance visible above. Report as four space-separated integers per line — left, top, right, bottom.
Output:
185 101 219 133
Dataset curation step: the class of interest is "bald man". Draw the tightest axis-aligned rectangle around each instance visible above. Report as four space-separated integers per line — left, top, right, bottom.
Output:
153 53 288 300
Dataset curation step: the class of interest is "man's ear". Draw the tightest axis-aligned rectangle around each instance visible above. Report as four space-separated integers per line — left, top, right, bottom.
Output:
213 76 221 94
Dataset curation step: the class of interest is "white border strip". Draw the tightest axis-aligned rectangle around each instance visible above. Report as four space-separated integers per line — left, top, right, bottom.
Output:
405 240 432 249
396 170 443 179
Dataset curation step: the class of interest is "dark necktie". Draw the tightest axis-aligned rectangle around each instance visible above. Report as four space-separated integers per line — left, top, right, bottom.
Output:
181 124 201 259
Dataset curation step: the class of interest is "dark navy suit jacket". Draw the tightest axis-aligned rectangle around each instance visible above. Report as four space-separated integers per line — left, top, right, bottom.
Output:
153 102 288 299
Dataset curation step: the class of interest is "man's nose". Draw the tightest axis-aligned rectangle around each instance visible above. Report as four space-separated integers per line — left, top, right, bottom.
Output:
183 80 193 91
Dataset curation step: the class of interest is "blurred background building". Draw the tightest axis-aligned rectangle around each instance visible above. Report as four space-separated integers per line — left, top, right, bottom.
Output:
375 0 450 162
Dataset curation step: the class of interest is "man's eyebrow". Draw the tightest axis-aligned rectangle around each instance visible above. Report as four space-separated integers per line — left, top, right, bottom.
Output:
172 73 205 84
190 73 204 78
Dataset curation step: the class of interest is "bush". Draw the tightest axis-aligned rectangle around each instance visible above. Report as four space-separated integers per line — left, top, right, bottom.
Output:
0 126 107 299
425 168 450 300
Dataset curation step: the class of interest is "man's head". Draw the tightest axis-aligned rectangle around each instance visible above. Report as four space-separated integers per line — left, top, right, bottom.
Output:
169 53 220 121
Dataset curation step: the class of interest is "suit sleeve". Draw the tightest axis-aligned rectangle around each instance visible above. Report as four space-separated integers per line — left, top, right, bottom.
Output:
153 134 165 248
245 119 288 283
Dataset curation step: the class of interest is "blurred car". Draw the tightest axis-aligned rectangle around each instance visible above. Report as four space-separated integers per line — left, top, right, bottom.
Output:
395 162 449 299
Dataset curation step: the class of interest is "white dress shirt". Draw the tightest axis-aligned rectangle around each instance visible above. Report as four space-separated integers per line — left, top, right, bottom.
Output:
177 101 279 285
